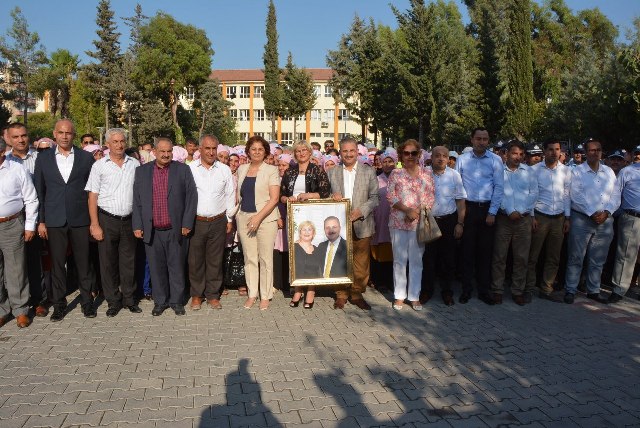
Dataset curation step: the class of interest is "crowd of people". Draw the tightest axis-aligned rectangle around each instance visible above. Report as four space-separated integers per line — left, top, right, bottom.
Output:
0 119 639 328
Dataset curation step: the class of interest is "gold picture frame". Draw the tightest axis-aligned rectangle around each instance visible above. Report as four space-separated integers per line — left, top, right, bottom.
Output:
287 199 354 287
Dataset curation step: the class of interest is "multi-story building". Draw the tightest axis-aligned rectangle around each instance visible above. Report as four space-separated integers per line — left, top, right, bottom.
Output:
209 68 375 146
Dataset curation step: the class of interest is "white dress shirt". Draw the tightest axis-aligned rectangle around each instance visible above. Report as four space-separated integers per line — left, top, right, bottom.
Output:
429 167 467 217
532 161 571 217
455 150 504 215
189 159 235 220
570 162 621 216
0 159 39 231
85 155 140 216
342 163 358 202
6 149 38 177
55 145 75 183
501 163 538 215
617 163 640 211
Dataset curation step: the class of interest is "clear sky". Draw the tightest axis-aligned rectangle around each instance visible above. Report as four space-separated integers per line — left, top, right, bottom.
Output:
0 0 637 70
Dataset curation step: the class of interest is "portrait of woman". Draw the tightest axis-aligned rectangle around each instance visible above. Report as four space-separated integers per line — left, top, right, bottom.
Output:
294 221 322 282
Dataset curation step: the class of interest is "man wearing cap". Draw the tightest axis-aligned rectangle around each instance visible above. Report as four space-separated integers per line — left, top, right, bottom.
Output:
526 138 571 303
608 145 640 303
564 138 620 304
567 144 585 168
455 127 504 305
448 151 458 169
492 141 507 163
605 149 628 176
85 128 141 317
526 143 543 166
0 137 39 328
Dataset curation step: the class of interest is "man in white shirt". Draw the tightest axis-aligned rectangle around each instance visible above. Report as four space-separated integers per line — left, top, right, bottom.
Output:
86 128 141 317
526 139 571 303
0 137 39 328
421 146 466 306
188 135 235 310
564 138 621 304
490 140 538 306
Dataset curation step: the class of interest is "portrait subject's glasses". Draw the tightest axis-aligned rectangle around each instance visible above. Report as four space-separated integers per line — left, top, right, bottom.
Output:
403 150 419 157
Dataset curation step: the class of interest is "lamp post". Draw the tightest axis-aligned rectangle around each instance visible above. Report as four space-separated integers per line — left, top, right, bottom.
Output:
97 127 105 145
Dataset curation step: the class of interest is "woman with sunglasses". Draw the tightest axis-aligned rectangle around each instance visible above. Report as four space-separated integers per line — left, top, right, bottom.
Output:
387 139 435 311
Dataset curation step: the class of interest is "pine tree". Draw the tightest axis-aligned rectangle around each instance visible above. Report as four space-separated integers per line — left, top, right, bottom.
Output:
283 53 316 141
85 0 121 130
196 79 238 145
263 0 283 139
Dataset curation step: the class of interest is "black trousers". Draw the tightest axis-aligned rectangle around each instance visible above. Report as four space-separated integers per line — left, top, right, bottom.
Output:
25 236 45 305
145 228 187 308
422 212 457 296
188 217 226 300
461 202 495 296
97 212 137 308
47 224 93 310
273 250 290 291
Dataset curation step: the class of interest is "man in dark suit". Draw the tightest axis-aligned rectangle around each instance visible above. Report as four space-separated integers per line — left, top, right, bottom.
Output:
34 119 95 321
132 137 197 316
316 216 348 278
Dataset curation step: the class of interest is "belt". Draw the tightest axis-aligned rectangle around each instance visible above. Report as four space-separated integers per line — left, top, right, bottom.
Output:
571 209 589 217
498 209 530 217
466 200 491 207
0 210 22 224
534 210 564 219
196 212 225 222
434 212 456 220
624 209 640 218
98 207 132 221
154 226 172 231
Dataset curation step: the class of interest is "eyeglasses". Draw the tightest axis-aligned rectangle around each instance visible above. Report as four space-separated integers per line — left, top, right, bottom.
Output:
403 150 419 157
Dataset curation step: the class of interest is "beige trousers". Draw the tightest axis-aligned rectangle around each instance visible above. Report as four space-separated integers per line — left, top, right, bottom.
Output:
236 211 278 300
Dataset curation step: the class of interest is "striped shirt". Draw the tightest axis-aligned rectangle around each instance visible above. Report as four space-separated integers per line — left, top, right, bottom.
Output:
85 155 140 216
6 149 38 177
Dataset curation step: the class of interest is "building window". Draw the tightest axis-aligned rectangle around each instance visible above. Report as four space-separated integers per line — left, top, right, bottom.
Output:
309 132 322 139
254 86 264 98
314 85 321 97
184 86 195 101
297 114 305 122
253 132 265 138
281 132 293 145
239 109 250 121
240 133 249 141
311 109 321 121
323 133 334 139
226 86 236 99
240 86 250 98
324 109 335 121
229 109 238 119
281 114 291 121
324 85 333 98
296 132 306 141
338 109 349 121
254 109 265 121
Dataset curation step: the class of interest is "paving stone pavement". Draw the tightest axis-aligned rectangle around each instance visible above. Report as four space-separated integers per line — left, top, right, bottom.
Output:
0 286 639 428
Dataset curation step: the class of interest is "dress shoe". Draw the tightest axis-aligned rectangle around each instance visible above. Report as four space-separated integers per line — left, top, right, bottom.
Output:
106 307 121 317
207 299 222 310
190 296 202 311
50 308 65 322
151 305 167 316
442 294 455 306
512 294 526 306
333 298 347 309
564 293 575 304
419 292 432 304
349 298 371 310
587 293 608 304
173 305 186 315
0 316 8 328
607 293 624 304
126 305 142 313
490 293 502 305
143 294 152 301
83 306 97 318
523 292 533 304
15 314 31 328
34 305 49 317
539 292 563 303
458 292 471 304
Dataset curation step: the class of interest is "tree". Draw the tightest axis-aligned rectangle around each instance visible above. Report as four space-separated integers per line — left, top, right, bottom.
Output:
136 99 174 146
0 7 47 127
85 0 121 130
263 0 283 138
195 79 238 145
68 70 104 139
16 112 56 140
283 53 316 141
31 49 79 118
134 12 213 144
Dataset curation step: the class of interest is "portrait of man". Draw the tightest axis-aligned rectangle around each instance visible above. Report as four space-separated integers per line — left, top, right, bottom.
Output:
316 216 348 278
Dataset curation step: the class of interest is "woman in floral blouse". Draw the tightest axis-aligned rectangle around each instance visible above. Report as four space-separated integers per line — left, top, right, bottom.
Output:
387 139 435 311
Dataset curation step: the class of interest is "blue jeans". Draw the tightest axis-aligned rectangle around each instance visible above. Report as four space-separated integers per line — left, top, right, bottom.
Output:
564 211 614 295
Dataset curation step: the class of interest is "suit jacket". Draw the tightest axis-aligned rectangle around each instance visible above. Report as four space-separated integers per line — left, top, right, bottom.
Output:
132 161 197 244
328 163 379 239
34 146 94 228
237 162 280 222
316 237 348 278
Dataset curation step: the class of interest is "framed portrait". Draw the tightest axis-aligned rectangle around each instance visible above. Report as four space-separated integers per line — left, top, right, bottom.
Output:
287 199 354 287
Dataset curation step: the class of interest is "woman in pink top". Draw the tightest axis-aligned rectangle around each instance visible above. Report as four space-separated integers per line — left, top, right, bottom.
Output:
387 139 435 311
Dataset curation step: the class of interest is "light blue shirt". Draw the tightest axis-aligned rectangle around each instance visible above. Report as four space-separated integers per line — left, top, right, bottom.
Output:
501 163 538 215
532 161 571 217
429 167 467 217
617 163 640 211
570 162 620 216
455 150 504 215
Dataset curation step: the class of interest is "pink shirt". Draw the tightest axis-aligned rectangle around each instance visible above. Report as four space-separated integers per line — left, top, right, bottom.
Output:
386 167 435 231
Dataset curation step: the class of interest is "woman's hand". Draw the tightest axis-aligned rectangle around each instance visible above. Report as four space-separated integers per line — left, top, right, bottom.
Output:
404 207 420 222
247 215 263 233
277 218 284 229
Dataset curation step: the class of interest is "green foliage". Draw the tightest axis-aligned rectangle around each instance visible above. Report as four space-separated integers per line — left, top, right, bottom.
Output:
283 52 316 139
17 112 56 140
136 99 174 146
263 0 283 135
68 71 104 138
0 103 11 128
31 49 79 118
195 79 238 145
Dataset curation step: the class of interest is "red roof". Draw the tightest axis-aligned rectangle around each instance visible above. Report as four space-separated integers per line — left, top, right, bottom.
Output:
209 68 334 82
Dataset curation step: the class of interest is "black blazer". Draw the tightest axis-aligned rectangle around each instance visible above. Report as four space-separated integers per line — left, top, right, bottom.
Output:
34 147 94 228
132 161 197 244
316 237 348 278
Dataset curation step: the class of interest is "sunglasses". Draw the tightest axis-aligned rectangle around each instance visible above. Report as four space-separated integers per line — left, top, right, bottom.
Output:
403 150 419 157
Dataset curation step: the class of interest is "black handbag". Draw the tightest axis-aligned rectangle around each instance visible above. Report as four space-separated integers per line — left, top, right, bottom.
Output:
223 243 246 287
